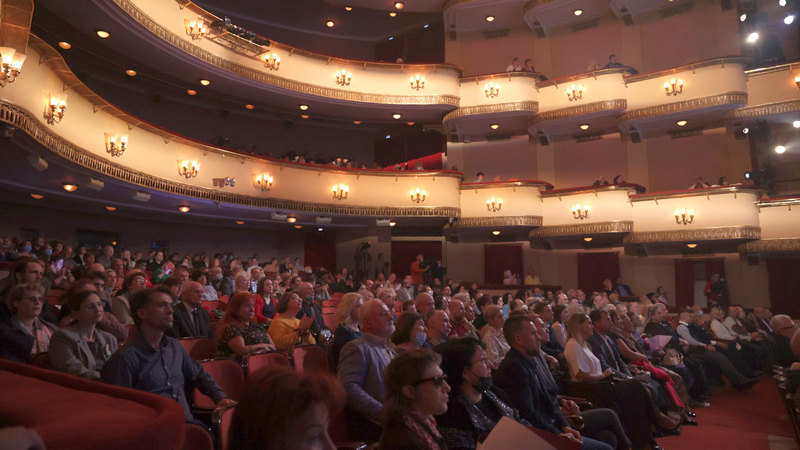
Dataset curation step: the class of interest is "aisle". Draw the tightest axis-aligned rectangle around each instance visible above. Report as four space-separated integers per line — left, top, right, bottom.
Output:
658 376 796 450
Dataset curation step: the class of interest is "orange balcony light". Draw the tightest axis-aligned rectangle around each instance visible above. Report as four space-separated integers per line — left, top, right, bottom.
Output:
571 204 589 220
332 184 349 200
254 173 273 191
409 188 427 203
674 208 695 225
484 81 500 98
178 160 199 178
486 197 503 212
664 78 684 96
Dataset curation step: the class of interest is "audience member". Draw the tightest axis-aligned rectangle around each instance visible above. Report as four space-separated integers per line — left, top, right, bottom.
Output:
332 292 364 366
297 281 329 341
391 311 428 353
770 314 798 367
112 270 147 325
268 291 316 354
505 57 522 72
479 305 509 369
426 310 452 347
168 281 211 339
5 283 56 357
214 292 275 357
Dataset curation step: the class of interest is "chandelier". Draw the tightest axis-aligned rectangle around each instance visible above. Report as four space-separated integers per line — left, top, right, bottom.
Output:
332 184 349 200
566 85 583 101
674 208 695 225
262 52 280 70
484 82 500 98
409 188 427 203
335 69 352 86
255 173 273 191
410 74 425 90
184 17 208 40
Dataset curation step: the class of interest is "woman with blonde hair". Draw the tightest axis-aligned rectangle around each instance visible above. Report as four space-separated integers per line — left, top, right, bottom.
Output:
232 270 252 295
480 305 509 369
214 292 275 357
331 293 363 367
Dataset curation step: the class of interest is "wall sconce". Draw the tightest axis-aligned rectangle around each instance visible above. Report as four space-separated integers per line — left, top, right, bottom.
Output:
409 188 427 203
571 204 590 220
484 82 500 98
566 85 583 101
674 207 695 225
184 17 208 40
664 78 684 96
104 133 128 157
486 196 503 212
795 76 800 90
410 74 425 90
254 173 273 191
262 51 280 70
178 160 199 178
44 94 67 125
332 184 349 200
335 69 352 86
213 177 236 187
0 47 26 87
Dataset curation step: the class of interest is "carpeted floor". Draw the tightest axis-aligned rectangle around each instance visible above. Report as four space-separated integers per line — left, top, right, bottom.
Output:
658 376 797 450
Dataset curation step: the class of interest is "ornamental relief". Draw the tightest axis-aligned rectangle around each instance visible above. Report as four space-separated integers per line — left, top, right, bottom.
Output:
443 101 539 123
623 226 761 244
739 239 800 253
447 216 543 229
530 221 634 238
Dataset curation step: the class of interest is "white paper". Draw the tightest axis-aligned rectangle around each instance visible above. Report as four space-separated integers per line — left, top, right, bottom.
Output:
645 335 673 352
477 416 558 450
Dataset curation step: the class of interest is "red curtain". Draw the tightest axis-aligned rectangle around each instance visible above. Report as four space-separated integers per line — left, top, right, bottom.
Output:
390 241 442 279
304 232 337 273
484 244 524 284
704 258 727 283
674 260 695 310
767 258 800 317
577 252 620 295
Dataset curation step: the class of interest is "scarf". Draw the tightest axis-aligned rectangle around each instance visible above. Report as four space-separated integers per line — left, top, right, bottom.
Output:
402 411 442 450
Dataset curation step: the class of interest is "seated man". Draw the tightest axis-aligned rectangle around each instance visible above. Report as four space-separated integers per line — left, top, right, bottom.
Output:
296 282 329 341
534 301 564 356
102 287 235 421
414 291 435 317
168 281 211 339
678 310 757 379
448 295 476 339
337 300 397 443
426 309 452 347
770 314 798 367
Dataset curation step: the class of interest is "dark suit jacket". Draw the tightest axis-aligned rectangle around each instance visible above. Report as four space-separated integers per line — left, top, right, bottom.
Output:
613 284 634 297
169 302 211 338
587 333 630 376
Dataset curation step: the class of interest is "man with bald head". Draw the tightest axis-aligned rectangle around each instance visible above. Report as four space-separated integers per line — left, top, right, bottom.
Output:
338 300 397 442
415 291 435 317
770 314 798 367
377 287 398 320
169 281 211 338
425 309 451 347
296 281 329 340
448 297 477 339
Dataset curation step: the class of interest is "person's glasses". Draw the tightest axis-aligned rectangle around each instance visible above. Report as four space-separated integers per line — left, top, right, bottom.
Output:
24 296 44 304
86 302 105 311
414 374 448 387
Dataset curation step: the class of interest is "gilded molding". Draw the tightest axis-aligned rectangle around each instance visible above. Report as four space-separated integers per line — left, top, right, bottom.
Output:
460 180 553 190
531 100 627 124
725 100 800 120
443 101 539 123
757 198 800 208
623 226 760 244
530 221 633 238
112 0 460 107
619 92 748 122
541 184 644 198
446 216 543 229
739 239 800 253
0 102 460 218
745 62 800 78
629 186 761 203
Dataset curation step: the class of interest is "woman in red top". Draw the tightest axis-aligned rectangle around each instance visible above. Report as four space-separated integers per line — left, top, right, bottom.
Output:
252 277 276 324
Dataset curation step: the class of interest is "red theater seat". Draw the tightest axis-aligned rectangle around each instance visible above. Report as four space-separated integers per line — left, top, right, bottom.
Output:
178 337 218 361
243 351 291 377
293 345 330 374
193 358 244 410
213 404 236 450
183 422 214 450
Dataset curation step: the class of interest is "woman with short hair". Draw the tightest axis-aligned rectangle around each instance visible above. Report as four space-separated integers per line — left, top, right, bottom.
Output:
111 270 148 325
6 283 56 356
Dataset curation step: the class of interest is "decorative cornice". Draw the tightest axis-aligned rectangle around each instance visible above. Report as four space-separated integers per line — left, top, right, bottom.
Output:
443 101 539 123
460 180 553 190
531 100 627 124
0 102 460 218
530 221 633 238
725 99 800 120
623 226 760 244
113 0 460 107
447 216 543 229
739 239 800 254
618 92 748 122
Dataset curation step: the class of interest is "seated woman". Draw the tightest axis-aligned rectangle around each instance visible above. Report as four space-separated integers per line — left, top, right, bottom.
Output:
479 305 509 369
44 254 74 289
552 304 569 349
252 277 276 323
391 312 427 353
112 270 148 325
228 365 345 450
49 291 118 379
331 292 363 365
435 338 532 450
6 283 56 357
214 292 276 357
232 270 253 295
267 291 315 354
379 349 450 450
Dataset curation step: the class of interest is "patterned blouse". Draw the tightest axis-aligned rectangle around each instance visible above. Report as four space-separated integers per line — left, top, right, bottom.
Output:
218 322 272 356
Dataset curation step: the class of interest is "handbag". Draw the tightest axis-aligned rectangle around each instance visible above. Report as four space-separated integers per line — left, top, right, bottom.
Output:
662 348 684 366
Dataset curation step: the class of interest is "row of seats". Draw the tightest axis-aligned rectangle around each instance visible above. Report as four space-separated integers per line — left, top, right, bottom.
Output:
774 365 800 447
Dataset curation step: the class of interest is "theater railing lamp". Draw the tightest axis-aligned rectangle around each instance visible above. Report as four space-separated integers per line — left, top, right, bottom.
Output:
664 78 684 96
332 184 349 200
184 17 208 40
335 69 352 86
410 188 427 203
0 47 26 87
484 82 500 98
571 204 589 220
674 208 695 225
254 173 273 191
262 52 280 70
566 85 583 101
104 133 128 157
44 94 67 125
178 160 200 178
486 197 503 212
410 74 425 90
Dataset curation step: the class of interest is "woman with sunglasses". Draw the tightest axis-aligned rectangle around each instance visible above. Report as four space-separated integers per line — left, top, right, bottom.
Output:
379 349 450 450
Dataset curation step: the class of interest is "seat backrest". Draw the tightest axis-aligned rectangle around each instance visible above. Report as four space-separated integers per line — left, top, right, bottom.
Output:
194 358 244 410
183 422 214 450
178 337 218 361
293 345 329 374
323 314 337 331
212 403 237 450
30 352 50 369
244 351 291 377
202 301 221 312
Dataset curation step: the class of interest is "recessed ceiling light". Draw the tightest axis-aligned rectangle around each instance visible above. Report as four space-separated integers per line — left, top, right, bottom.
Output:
793 120 800 128
485 15 495 22
96 30 110 38
58 42 72 50
30 193 44 199
389 12 397 17
62 183 78 192
740 13 747 22
105 206 117 211
492 230 501 236
583 237 593 242
385 134 392 139
747 32 759 43
573 9 583 16
326 20 335 28
742 126 749 134
490 124 500 130
186 89 197 96
125 69 137 76
294 225 303 229
785 14 795 25
579 124 589 130
299 104 309 110
318 227 324 232
287 217 297 223
780 0 787 6
676 120 687 127
394 2 405 9
236 220 245 225
686 243 698 248
300 114 310 119
245 104 254 110
424 24 430 29
392 113 402 119
389 221 397 227
353 120 362 125
179 206 190 213
407 122 415 126
199 79 211 86
344 6 353 11
775 145 786 154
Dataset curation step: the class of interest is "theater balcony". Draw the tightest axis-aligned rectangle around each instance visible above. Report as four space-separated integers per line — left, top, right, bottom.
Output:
739 196 800 257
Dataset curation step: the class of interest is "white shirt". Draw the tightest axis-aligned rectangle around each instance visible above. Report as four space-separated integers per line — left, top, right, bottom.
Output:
710 319 738 341
481 325 510 367
723 317 752 341
564 338 602 380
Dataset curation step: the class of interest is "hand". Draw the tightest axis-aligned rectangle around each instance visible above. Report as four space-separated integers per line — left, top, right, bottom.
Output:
217 398 237 408
560 399 580 415
251 343 272 353
717 342 729 350
299 315 314 332
545 354 558 369
602 368 614 378
561 427 583 444
706 345 716 352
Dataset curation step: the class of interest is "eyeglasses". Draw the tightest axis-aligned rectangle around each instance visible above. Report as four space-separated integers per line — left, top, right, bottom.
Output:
24 296 44 303
85 302 105 311
414 374 448 387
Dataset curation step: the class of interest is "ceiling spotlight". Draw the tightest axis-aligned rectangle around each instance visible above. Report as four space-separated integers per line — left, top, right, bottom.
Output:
186 89 197 96
579 124 589 130
199 79 211 86
345 6 353 11
294 225 303 229
742 127 749 134
686 243 698 249
485 15 495 22
389 12 397 17
105 206 117 211
573 9 583 16
747 32 759 43
125 69 137 76
793 120 800 128
96 30 110 38
318 227 324 231
740 13 747 22
300 114 310 119
388 36 395 40
30 193 44 199
178 206 190 213
245 104 254 110
424 24 430 29
385 134 392 139
287 217 297 223
775 145 786 154
491 230 501 236
407 122 415 126
236 220 245 224
326 20 335 28
785 15 795 25
389 221 397 227
58 42 72 50
299 104 309 111
392 113 402 119
353 120 362 125
676 120 687 127
394 2 405 9
62 183 78 192
583 237 593 242
780 0 787 6
490 124 500 130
